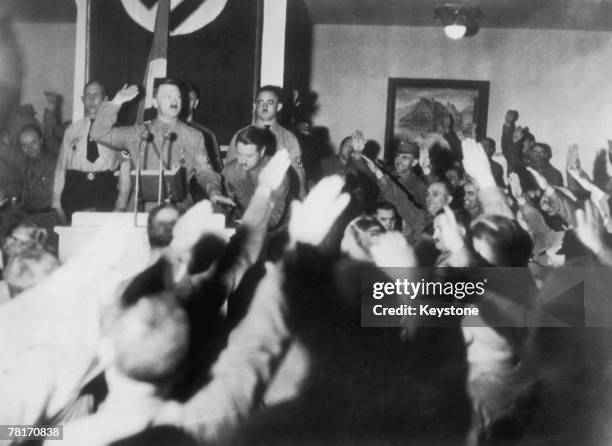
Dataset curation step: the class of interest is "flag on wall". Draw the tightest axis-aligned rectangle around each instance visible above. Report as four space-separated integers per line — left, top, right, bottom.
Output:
136 0 170 123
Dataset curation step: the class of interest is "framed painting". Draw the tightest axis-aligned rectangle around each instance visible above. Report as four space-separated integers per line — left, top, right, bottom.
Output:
384 78 490 158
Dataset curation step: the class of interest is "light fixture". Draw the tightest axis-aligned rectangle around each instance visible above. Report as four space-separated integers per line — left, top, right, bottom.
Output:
435 4 484 39
444 24 467 39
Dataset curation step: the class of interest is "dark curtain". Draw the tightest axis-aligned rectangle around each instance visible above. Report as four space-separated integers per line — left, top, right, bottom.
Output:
89 0 260 144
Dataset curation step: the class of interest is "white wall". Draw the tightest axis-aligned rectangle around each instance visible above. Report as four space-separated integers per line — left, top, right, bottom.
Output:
13 21 76 123
311 24 612 173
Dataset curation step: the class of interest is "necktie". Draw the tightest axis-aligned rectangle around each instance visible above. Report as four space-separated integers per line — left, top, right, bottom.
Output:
87 119 99 163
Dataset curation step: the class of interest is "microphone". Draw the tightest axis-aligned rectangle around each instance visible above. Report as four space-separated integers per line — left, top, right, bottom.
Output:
163 131 177 142
140 128 153 142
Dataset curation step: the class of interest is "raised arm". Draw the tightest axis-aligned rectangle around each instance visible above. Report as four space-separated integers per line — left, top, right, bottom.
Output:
90 85 141 154
154 175 350 442
463 139 513 218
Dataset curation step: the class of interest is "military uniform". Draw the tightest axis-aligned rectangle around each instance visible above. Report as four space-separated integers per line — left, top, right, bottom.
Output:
206 156 291 229
91 103 220 205
53 118 131 220
228 122 306 198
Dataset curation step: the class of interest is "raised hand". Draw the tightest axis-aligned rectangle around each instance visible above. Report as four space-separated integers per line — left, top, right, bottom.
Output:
210 193 237 208
258 148 291 191
419 145 431 175
575 200 606 255
437 205 466 253
112 84 139 105
370 232 416 267
526 166 550 191
289 175 350 246
462 138 495 189
508 172 523 199
566 144 581 171
44 92 60 111
170 199 215 252
352 130 366 153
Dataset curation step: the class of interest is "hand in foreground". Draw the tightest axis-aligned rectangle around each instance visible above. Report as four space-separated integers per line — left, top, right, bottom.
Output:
352 130 366 153
419 145 431 175
210 193 237 208
258 148 291 191
112 84 139 105
462 138 495 189
44 92 60 111
508 172 523 199
436 205 466 253
289 175 350 246
575 199 607 255
526 166 550 191
170 199 216 252
370 232 416 267
566 143 581 171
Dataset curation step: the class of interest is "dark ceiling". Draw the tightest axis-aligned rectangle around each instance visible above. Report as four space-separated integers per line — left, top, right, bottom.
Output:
8 0 612 31
303 0 612 31
11 0 76 22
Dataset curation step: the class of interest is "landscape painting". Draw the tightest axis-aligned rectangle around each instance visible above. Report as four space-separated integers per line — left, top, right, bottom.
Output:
384 78 489 156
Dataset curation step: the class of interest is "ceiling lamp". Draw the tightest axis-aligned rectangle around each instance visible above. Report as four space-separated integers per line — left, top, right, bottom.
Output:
434 3 484 39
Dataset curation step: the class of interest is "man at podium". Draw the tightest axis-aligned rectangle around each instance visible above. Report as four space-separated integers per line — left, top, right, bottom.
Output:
91 78 220 210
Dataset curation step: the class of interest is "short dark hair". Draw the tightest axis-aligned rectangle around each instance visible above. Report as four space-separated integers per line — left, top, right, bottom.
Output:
470 215 533 266
153 78 182 96
429 180 453 196
236 125 277 153
113 292 190 384
84 80 107 97
372 201 402 231
256 85 284 104
183 80 200 97
18 123 42 140
534 142 552 160
147 204 179 248
480 136 496 150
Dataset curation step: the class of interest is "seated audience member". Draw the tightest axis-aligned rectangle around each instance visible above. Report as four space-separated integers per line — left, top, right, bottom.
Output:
480 136 505 187
207 127 292 230
3 245 59 298
371 201 403 232
529 143 563 187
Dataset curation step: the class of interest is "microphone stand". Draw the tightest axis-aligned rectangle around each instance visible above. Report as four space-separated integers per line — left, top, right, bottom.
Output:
158 131 177 204
134 127 152 227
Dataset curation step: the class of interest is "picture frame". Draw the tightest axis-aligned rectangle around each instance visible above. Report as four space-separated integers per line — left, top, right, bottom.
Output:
384 78 490 158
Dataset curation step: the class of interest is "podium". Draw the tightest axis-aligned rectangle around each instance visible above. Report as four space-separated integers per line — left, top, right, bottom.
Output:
55 211 235 263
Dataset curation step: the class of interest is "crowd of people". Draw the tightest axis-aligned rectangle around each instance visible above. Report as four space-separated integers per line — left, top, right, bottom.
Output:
1 79 612 446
